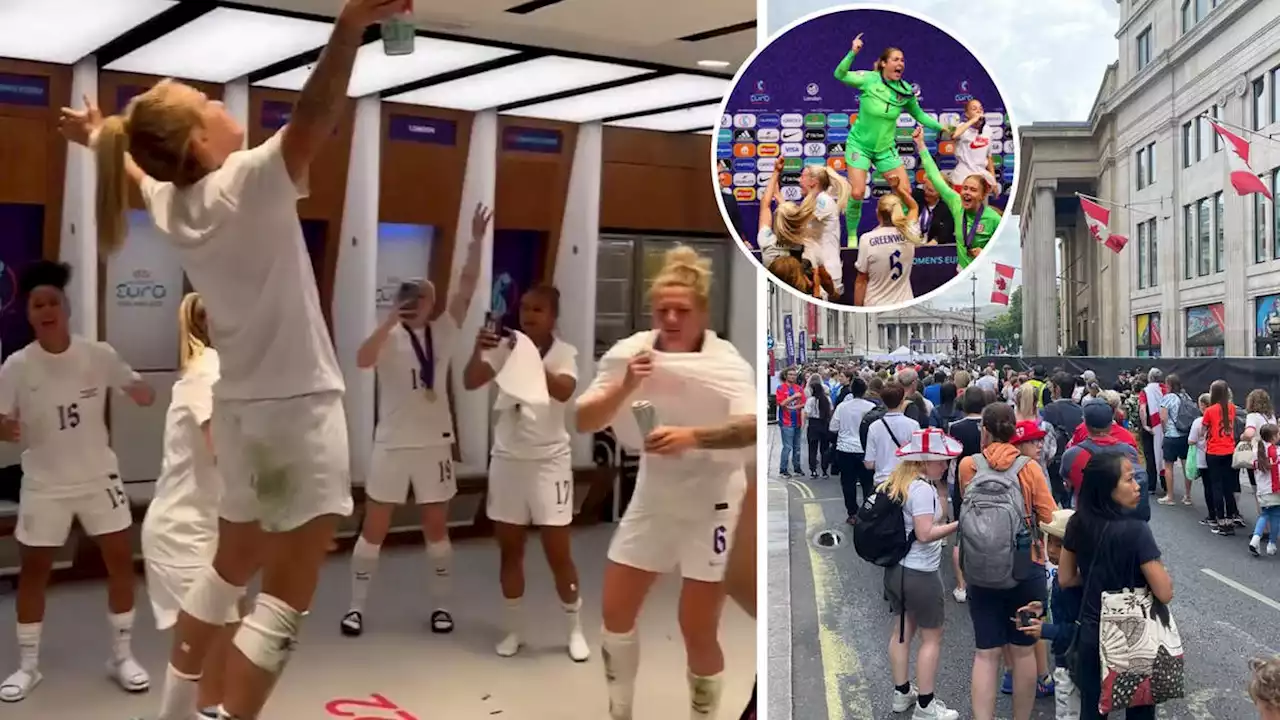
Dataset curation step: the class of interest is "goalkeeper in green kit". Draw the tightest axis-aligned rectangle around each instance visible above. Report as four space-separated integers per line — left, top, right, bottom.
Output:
912 126 999 269
834 33 951 247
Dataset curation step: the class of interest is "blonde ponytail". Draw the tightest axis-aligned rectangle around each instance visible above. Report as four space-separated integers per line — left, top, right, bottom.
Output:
807 166 852 212
882 459 924 503
178 292 210 371
773 196 818 247
891 202 925 246
95 115 132 256
649 245 712 307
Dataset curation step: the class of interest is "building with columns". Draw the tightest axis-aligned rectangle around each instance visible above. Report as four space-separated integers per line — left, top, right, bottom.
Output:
766 282 985 359
1017 0 1280 357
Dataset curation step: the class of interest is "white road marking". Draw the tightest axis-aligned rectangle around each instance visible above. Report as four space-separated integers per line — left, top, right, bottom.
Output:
1200 568 1280 612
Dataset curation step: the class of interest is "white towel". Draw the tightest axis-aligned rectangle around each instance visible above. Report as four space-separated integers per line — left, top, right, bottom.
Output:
591 331 754 462
487 331 549 421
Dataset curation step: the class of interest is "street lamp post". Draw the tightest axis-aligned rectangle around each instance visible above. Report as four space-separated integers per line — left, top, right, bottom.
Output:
971 274 978 361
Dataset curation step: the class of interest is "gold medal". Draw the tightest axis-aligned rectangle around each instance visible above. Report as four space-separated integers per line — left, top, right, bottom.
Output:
424 388 437 402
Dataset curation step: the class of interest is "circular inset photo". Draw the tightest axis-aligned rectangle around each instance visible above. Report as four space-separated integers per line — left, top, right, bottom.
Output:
713 4 1019 311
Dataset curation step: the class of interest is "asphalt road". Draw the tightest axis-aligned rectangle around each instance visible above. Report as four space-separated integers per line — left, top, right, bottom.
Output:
768 426 1275 720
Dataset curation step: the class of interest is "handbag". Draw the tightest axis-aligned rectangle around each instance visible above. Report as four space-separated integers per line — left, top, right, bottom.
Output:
1185 445 1200 481
1233 440 1257 470
1097 587 1185 713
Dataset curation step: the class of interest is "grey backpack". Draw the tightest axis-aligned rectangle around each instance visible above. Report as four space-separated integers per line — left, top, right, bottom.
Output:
959 455 1034 589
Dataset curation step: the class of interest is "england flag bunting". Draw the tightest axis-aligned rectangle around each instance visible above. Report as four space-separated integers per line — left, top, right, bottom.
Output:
1208 119 1274 199
1079 196 1128 253
991 263 1015 305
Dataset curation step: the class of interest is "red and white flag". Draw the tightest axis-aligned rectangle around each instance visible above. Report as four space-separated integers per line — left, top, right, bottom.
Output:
1079 196 1129 254
991 263 1015 305
1209 119 1273 199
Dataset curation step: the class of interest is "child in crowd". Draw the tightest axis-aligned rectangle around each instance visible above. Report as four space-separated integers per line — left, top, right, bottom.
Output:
1250 424 1280 557
1017 509 1082 720
1251 656 1280 720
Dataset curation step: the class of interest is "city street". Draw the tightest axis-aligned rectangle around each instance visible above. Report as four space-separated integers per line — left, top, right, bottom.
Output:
767 428 1277 720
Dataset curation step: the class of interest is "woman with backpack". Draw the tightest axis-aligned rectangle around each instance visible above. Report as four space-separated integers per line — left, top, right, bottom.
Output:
957 403 1057 720
880 428 964 720
1156 374 1195 506
805 379 834 478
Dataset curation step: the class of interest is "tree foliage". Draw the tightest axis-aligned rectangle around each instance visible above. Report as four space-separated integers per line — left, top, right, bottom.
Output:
984 286 1022 349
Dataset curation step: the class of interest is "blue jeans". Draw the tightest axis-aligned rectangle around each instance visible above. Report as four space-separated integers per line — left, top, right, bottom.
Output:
1255 505 1280 537
779 425 801 473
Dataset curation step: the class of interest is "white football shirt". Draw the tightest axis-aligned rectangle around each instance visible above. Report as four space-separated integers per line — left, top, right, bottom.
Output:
374 318 458 449
142 349 221 567
950 125 995 187
811 192 844 291
855 226 916 307
585 330 754 519
490 338 578 461
140 131 343 401
0 337 135 498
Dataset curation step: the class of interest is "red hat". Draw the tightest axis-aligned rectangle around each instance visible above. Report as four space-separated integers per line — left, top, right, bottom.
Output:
1014 420 1046 443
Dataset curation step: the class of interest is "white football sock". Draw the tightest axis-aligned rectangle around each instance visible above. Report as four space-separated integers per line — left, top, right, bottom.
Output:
107 609 135 662
688 671 724 718
427 540 452 604
601 628 639 719
156 663 201 720
350 536 381 613
15 622 40 672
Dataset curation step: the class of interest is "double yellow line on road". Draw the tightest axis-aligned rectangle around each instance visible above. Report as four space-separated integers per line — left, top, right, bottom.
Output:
787 479 815 499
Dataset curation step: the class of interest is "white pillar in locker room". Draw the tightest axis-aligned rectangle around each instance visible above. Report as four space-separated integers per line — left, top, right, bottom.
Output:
728 248 758 370
450 110 498 470
333 95 382 485
60 57 99 339
553 122 602 466
222 77 250 149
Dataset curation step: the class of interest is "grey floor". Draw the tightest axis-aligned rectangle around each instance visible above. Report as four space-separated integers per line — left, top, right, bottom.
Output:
0 524 756 719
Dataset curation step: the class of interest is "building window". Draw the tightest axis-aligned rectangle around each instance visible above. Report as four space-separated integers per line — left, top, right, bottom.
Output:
1184 204 1195 279
1273 169 1280 260
1135 312 1161 357
1186 303 1226 357
1137 222 1148 288
1181 121 1193 167
1215 191 1224 273
1136 147 1147 189
1257 293 1280 356
1149 218 1159 284
1255 77 1267 130
1146 142 1156 185
1198 114 1212 159
1273 66 1280 125
1136 142 1155 189
1136 26 1152 70
1259 191 1270 263
1180 0 1192 33
1198 198 1211 276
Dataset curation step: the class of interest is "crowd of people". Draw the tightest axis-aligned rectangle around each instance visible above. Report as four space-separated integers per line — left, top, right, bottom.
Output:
773 356 1280 719
0 3 758 719
750 33 1002 306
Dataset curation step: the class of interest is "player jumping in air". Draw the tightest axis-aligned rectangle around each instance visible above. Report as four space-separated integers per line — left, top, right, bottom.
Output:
834 33 951 248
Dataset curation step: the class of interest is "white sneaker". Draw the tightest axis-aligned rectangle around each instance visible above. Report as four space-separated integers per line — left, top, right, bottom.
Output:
1269 543 1277 556
0 668 41 702
107 656 150 692
495 632 522 657
952 587 967 603
892 686 918 713
913 698 960 720
568 627 590 662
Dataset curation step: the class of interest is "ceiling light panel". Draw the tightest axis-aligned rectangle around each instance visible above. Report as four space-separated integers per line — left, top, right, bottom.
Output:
256 37 518 98
508 74 729 123
104 7 333 83
0 0 175 64
610 102 721 133
387 55 650 111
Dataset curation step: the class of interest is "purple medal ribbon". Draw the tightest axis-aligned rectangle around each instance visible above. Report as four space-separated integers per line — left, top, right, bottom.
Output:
961 206 985 258
402 322 435 390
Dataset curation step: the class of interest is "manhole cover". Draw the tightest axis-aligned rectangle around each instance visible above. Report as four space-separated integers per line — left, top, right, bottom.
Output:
813 529 844 548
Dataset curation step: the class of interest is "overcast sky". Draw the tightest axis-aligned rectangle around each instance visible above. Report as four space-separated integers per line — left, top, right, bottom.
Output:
765 0 1120 311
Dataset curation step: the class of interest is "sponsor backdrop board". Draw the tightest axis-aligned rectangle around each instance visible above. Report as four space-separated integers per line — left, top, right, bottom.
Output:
0 204 44 361
719 8 1015 279
105 210 187 371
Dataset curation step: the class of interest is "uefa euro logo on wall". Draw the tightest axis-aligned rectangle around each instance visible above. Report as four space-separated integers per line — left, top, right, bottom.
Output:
117 268 168 307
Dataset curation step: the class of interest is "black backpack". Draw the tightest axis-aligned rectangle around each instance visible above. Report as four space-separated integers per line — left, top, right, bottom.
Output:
852 487 913 567
858 404 889 450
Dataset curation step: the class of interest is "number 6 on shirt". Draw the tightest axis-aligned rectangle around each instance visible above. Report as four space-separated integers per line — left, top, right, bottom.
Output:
889 250 903 280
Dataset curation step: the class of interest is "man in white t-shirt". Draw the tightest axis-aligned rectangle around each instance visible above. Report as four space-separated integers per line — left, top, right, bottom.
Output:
854 225 916 307
863 382 922 483
341 207 487 639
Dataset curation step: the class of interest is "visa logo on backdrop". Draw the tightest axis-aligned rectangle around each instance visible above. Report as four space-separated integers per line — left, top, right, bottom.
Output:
781 143 804 156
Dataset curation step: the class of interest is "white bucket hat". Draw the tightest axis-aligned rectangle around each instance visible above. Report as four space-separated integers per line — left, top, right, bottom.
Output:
1040 508 1075 539
895 427 964 462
